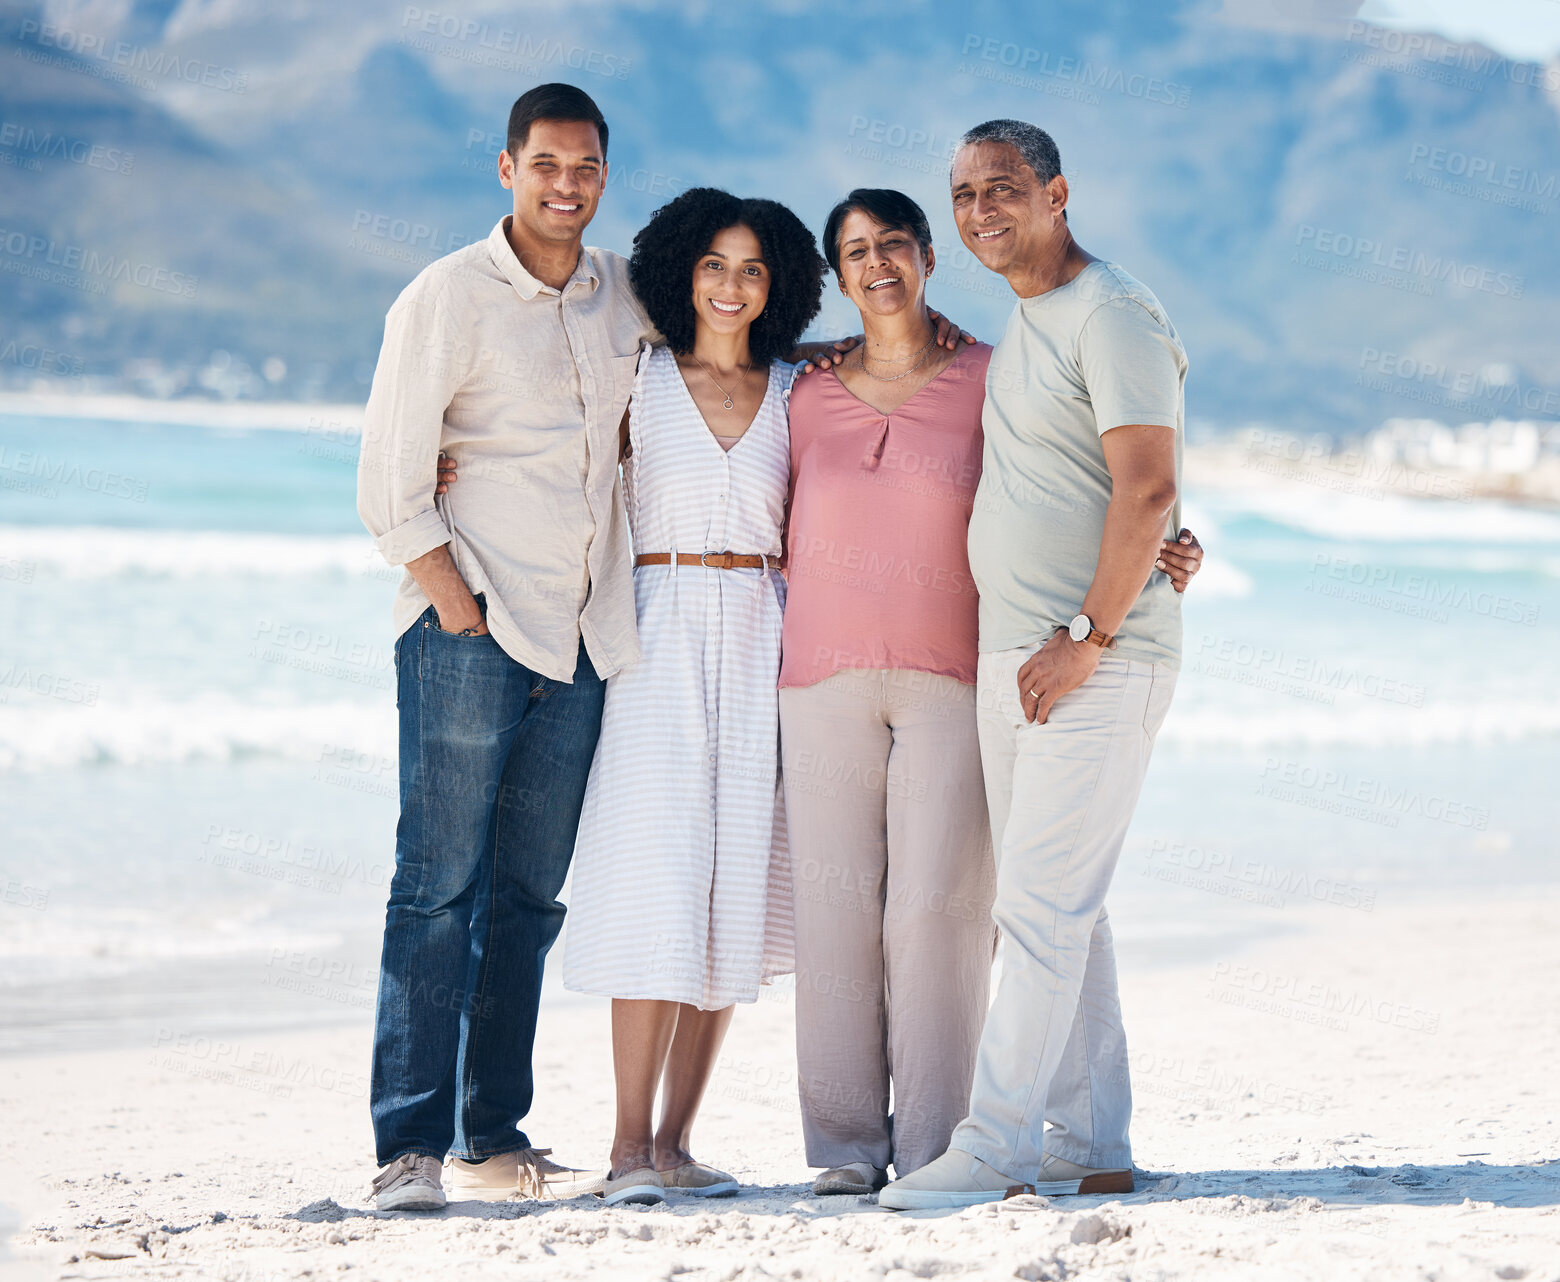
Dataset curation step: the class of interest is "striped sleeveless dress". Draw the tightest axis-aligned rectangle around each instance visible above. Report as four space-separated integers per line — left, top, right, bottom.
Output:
562 343 797 1009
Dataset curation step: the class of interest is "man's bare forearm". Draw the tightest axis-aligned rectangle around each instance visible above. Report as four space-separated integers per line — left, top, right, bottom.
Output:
404 543 484 632
1079 489 1177 636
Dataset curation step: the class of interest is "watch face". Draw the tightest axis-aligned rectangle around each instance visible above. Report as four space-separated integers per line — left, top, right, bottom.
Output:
1069 614 1091 642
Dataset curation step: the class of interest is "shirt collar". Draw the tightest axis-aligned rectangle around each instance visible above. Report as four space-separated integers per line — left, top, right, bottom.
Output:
488 217 600 300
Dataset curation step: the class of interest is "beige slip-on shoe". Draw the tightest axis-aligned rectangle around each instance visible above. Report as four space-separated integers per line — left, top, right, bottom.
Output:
878 1148 1032 1211
446 1147 606 1200
600 1165 666 1206
1033 1153 1134 1195
812 1162 888 1196
658 1160 739 1197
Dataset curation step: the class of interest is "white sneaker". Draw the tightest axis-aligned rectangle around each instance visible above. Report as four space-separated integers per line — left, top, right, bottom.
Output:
371 1154 446 1211
446 1147 606 1201
878 1148 1029 1211
1034 1153 1134 1195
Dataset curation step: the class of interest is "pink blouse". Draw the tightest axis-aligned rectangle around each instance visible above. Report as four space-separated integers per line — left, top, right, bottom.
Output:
780 342 991 688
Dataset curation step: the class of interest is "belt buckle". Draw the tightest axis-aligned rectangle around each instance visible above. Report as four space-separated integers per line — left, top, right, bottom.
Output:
701 551 731 570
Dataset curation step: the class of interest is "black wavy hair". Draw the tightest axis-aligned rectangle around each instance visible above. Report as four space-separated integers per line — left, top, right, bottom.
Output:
629 187 826 365
507 82 608 158
821 188 933 277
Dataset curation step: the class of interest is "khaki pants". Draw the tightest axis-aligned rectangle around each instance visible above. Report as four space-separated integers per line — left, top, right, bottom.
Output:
780 668 996 1176
950 649 1177 1180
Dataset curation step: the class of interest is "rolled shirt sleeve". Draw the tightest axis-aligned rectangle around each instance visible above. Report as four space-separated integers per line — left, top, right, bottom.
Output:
356 278 468 566
1077 297 1184 436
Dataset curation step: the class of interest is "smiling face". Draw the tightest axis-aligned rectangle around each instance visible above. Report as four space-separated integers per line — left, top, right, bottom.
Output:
833 209 934 320
950 139 1066 277
691 223 769 339
499 117 607 250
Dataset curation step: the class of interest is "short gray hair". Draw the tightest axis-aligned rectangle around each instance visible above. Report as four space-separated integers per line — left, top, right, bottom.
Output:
956 118 1063 184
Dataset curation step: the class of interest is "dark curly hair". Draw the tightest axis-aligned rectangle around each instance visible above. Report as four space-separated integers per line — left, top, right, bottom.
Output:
629 187 825 365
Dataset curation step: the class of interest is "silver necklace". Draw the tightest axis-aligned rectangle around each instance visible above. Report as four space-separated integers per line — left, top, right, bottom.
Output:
692 355 749 410
857 334 937 383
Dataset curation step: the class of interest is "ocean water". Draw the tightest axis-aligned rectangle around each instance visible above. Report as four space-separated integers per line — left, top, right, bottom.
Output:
2 410 1556 1054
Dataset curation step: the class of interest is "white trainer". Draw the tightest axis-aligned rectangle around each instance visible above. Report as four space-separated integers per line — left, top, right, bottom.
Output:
878 1148 1029 1211
371 1153 446 1212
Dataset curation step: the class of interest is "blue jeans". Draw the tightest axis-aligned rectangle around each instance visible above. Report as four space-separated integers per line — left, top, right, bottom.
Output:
371 606 604 1165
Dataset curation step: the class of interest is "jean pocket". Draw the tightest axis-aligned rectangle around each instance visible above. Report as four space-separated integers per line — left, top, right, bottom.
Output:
427 594 489 638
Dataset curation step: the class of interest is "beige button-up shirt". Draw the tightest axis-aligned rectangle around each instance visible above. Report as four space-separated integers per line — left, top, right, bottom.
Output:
357 217 656 681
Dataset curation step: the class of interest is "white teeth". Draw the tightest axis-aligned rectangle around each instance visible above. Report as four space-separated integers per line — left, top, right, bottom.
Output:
545 202 581 212
710 300 743 313
975 228 1007 239
866 278 899 289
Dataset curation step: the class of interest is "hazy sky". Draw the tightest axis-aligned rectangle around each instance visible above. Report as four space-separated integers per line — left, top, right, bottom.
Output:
1361 0 1560 62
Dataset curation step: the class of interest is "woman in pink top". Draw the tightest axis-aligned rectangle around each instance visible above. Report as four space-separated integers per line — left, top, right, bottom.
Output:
780 190 1203 1196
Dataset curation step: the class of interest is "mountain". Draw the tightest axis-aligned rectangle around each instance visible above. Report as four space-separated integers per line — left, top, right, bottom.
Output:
2 0 1557 432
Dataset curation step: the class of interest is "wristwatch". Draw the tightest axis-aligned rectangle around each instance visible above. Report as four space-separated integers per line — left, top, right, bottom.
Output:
1067 613 1118 649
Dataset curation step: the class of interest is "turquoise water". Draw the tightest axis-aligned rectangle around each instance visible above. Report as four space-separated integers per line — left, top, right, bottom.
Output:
2 410 1557 1053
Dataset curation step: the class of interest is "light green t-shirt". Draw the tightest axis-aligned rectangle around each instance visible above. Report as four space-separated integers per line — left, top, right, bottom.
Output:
968 260 1188 667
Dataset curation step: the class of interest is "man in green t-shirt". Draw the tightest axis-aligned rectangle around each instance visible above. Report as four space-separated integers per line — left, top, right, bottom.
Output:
882 119 1197 1210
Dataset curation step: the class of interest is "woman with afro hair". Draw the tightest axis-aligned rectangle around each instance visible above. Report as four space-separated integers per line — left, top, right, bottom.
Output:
556 187 825 1204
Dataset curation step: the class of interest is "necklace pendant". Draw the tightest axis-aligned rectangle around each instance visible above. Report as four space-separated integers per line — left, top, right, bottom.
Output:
722 396 734 410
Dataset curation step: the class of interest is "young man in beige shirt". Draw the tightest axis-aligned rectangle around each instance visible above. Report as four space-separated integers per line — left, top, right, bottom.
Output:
357 82 655 1212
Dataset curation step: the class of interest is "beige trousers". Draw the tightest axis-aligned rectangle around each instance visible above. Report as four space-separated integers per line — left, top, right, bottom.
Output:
780 668 996 1176
950 649 1177 1180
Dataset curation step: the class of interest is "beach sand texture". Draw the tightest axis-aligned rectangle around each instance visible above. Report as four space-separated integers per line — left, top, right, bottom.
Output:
3 891 1556 1281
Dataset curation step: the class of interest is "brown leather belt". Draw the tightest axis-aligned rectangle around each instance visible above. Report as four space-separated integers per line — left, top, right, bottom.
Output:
634 552 774 570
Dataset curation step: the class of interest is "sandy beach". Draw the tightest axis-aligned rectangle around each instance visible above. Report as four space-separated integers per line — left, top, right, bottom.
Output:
3 889 1555 1282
